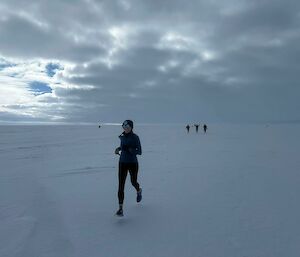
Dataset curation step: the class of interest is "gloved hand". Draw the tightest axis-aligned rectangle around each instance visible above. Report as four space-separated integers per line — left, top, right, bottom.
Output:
115 147 121 155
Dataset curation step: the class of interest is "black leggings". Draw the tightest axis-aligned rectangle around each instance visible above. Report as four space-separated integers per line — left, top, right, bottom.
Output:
118 162 140 204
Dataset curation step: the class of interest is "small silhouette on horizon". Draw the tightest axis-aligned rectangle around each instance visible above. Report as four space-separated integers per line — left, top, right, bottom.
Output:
194 124 199 133
203 124 207 133
186 124 190 133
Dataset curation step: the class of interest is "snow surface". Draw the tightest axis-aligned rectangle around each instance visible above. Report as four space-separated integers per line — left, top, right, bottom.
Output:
0 124 300 257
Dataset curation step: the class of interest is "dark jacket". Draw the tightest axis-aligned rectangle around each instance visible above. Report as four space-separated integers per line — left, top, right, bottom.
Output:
118 131 142 163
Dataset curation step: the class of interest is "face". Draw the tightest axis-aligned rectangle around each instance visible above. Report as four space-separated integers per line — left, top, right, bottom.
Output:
122 124 132 133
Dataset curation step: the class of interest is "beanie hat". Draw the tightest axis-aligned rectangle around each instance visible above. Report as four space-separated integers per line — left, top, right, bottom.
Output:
122 120 134 128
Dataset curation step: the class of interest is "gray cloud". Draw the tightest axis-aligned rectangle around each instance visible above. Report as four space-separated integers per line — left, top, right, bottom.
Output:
0 14 107 62
0 0 300 123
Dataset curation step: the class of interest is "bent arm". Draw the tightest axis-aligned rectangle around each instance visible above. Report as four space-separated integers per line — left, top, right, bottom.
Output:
135 136 142 155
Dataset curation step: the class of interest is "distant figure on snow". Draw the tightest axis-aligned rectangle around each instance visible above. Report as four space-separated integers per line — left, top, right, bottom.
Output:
194 124 199 133
186 124 190 133
114 120 142 217
203 124 207 133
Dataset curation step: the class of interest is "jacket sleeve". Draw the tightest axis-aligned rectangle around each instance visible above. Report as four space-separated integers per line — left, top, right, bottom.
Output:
135 135 142 155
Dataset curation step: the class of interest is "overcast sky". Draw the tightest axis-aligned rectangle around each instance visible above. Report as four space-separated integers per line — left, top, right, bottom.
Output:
0 0 300 124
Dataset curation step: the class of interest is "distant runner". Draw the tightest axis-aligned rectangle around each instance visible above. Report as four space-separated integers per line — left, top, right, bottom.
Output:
186 124 190 133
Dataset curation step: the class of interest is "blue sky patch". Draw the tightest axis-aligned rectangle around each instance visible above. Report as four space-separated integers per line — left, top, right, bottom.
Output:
45 63 62 77
29 81 52 95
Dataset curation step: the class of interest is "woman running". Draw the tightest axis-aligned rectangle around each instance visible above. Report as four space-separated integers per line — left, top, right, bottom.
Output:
114 120 142 216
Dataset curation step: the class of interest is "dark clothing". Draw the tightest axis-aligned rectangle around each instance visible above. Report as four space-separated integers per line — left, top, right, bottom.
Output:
119 131 142 163
118 162 140 204
117 130 142 205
